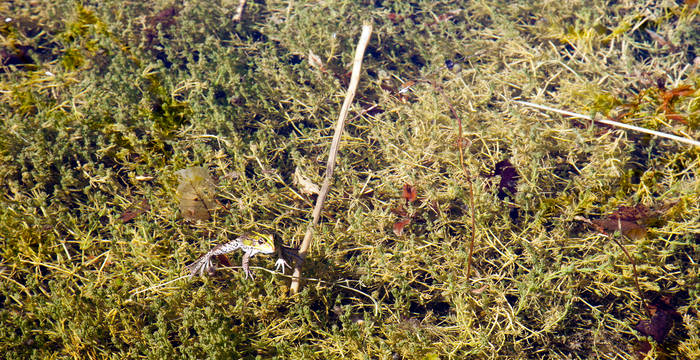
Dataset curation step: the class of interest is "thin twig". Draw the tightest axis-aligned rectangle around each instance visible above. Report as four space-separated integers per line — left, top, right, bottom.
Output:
515 100 700 147
289 24 373 294
609 233 650 318
574 216 650 318
132 267 381 315
130 274 191 296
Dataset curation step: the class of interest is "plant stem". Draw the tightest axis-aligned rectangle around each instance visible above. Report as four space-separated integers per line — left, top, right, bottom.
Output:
609 234 650 318
289 24 373 294
431 81 477 282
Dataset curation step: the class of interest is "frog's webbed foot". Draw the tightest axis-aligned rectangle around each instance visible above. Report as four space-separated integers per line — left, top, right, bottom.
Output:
185 254 216 277
274 258 290 274
275 245 301 274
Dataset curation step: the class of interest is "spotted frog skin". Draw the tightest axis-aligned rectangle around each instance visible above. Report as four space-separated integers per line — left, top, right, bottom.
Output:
186 232 276 280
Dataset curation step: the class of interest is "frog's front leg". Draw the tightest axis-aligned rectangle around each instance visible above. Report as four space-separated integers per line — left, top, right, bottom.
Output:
274 245 302 274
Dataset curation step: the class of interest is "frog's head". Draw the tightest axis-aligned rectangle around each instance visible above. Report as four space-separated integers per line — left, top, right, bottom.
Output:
239 232 276 255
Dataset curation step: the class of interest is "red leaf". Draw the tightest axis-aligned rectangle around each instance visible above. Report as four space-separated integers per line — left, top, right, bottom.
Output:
387 13 404 22
667 85 695 97
658 85 695 116
393 219 411 236
402 184 417 203
665 113 688 124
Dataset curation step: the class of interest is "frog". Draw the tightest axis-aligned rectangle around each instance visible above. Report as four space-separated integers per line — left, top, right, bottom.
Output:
186 231 300 280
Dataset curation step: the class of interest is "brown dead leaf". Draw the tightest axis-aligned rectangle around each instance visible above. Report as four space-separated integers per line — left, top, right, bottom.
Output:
591 218 647 240
427 9 461 26
398 80 416 94
293 167 320 195
175 167 217 221
589 203 674 240
308 50 326 72
612 204 658 221
635 294 680 343
215 254 232 268
591 204 652 239
645 29 672 48
485 159 520 200
120 198 150 223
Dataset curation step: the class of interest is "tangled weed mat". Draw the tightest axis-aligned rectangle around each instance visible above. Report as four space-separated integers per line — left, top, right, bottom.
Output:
1 1 699 359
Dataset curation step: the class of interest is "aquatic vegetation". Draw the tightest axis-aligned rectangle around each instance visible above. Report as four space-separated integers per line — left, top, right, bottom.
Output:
1 0 698 359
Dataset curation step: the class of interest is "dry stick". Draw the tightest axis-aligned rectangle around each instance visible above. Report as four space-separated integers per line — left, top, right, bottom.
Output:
435 84 477 282
515 100 700 148
289 24 373 294
232 0 247 22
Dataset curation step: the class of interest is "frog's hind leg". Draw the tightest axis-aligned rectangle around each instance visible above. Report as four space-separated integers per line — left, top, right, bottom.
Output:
186 240 243 277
